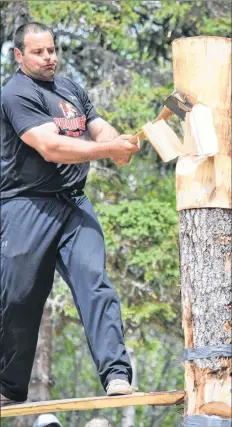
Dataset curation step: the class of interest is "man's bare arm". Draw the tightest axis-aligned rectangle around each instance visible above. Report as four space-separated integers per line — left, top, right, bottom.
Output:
88 118 138 165
21 122 139 164
88 117 119 142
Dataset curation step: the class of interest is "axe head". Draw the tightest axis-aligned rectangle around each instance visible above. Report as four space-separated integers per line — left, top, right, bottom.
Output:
163 89 197 120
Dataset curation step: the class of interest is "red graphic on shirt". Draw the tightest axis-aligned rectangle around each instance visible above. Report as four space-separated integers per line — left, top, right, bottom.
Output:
59 101 77 119
53 101 86 137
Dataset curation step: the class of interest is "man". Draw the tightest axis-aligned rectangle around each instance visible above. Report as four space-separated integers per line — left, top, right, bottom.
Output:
0 22 139 406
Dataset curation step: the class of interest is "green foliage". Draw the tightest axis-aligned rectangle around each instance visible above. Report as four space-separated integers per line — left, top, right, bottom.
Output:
95 193 180 336
28 0 231 71
99 73 173 135
198 16 231 36
51 318 184 427
28 1 93 26
97 196 177 253
51 321 103 427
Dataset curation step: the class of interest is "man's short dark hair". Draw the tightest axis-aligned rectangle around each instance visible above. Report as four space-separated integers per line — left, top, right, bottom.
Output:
14 22 54 53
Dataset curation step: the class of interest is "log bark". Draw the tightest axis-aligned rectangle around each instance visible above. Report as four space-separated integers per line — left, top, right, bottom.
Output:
179 208 231 418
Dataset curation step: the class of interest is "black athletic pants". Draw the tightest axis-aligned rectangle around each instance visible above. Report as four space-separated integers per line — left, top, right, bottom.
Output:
0 193 132 402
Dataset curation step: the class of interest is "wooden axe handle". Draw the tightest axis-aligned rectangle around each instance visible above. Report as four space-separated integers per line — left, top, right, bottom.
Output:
130 105 174 143
153 105 174 123
131 89 198 144
114 105 174 165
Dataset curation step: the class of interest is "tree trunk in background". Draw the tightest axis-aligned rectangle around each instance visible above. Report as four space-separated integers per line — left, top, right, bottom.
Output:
70 349 81 427
179 209 231 420
120 348 137 427
12 304 53 427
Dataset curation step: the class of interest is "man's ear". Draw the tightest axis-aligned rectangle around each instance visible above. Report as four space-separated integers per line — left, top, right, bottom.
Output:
14 47 23 64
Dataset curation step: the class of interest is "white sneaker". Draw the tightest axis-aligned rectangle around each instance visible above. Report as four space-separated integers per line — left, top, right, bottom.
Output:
106 379 135 396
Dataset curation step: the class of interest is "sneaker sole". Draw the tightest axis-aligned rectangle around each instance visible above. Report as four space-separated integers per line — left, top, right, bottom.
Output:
107 386 134 396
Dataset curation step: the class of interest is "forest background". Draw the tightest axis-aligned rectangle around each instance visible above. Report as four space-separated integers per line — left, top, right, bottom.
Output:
1 1 231 426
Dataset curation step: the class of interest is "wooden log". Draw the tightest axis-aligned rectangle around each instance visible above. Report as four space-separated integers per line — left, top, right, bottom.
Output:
172 36 231 210
0 391 185 418
173 36 232 425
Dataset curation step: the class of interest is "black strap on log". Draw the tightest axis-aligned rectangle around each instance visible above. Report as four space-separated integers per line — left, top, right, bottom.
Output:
185 415 232 426
184 344 232 361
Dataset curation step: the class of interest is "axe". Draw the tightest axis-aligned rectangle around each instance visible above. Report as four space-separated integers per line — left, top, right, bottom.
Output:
159 89 218 157
124 88 195 163
128 88 217 162
131 88 197 143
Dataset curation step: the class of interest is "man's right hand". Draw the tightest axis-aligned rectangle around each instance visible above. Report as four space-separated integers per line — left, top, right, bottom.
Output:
109 134 140 166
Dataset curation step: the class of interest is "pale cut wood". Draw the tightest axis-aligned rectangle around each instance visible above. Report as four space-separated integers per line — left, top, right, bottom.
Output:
131 105 174 143
176 153 231 209
1 391 185 418
184 105 218 156
142 120 185 162
172 36 231 210
132 89 197 144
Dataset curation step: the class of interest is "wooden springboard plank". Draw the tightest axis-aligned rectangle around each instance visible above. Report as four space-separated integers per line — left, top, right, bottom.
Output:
1 391 185 417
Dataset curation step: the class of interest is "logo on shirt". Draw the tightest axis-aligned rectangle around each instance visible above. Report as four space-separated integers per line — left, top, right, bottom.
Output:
53 101 86 137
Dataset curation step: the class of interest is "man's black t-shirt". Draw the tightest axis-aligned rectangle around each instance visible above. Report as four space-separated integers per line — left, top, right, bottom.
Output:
1 69 100 198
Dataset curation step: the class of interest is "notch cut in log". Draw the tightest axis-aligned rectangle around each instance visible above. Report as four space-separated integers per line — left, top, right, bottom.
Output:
131 104 218 162
1 391 185 418
130 105 174 145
